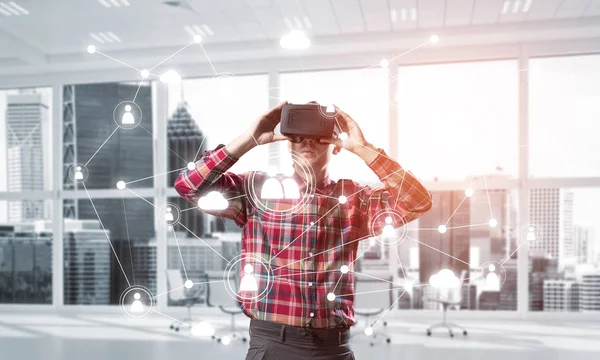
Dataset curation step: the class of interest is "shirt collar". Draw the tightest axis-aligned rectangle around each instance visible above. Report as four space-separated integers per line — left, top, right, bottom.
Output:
291 170 331 194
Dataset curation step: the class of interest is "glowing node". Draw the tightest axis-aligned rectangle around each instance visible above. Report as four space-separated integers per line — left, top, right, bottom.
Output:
184 280 193 289
338 132 348 141
280 30 311 50
429 35 439 43
87 45 96 54
310 221 315 226
438 225 447 234
489 218 498 228
191 322 215 337
338 195 347 204
221 336 231 345
193 34 202 44
365 327 373 336
340 265 349 274
133 293 140 300
187 162 196 170
116 181 126 190
464 188 474 197
385 216 393 224
380 59 389 68
140 69 149 78
327 293 336 301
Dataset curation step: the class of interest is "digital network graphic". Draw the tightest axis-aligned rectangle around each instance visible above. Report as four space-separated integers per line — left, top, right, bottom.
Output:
80 30 541 344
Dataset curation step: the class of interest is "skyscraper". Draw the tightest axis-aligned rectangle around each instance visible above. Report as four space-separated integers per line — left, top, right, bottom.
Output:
574 225 596 265
580 270 600 312
167 101 207 236
419 191 470 284
543 280 574 312
529 188 574 270
6 93 48 222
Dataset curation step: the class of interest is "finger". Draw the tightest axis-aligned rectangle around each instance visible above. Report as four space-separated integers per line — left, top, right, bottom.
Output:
318 137 343 148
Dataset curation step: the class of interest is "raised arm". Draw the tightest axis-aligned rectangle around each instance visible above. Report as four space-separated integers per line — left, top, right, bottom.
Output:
174 101 292 227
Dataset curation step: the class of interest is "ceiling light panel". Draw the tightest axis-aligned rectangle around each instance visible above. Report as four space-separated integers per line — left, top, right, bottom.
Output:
0 1 29 16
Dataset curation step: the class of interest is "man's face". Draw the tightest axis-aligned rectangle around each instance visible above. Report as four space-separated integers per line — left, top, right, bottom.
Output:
288 137 333 173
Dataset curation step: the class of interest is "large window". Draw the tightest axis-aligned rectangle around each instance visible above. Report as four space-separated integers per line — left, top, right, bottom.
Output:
529 55 600 178
528 188 600 312
279 68 389 184
0 87 53 304
395 60 519 181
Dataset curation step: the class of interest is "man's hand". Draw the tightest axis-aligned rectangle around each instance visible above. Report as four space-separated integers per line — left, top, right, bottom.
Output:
226 101 292 159
249 101 293 145
318 105 379 164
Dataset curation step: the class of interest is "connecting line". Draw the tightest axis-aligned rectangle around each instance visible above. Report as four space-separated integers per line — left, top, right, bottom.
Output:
148 40 195 72
275 234 372 270
198 43 218 75
125 188 157 208
95 50 142 72
85 127 119 166
192 136 207 164
372 290 406 329
171 227 189 281
152 280 225 299
132 78 146 103
394 246 407 279
271 204 340 260
276 269 341 279
121 192 136 285
502 242 525 265
483 175 494 218
444 195 468 226
407 236 473 268
447 223 489 230
178 222 229 262
126 168 184 185
351 271 396 285
138 124 189 164
15 123 41 147
83 182 131 287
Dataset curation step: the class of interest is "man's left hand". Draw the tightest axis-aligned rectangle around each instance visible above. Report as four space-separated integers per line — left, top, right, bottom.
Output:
318 105 379 164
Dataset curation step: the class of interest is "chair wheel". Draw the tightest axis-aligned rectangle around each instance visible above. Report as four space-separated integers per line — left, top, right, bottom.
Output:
426 330 431 336
175 327 180 332
369 343 374 347
216 338 221 343
386 338 391 343
170 325 174 329
463 331 467 336
383 321 387 326
450 333 454 338
242 338 247 342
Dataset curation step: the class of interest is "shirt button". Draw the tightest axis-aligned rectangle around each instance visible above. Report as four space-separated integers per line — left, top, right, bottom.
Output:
310 312 314 317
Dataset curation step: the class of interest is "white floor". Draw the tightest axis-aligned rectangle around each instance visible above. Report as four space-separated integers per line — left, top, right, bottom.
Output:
1 313 599 360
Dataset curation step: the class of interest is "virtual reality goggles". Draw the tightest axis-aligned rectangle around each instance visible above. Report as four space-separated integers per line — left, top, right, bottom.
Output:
280 103 341 144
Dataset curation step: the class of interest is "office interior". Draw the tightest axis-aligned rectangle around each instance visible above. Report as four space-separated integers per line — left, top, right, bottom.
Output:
1 0 600 359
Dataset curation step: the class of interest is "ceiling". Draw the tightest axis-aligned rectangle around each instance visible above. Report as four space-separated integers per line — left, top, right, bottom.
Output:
1 0 600 77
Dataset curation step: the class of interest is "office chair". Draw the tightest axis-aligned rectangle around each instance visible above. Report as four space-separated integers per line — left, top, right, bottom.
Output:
212 268 247 344
166 270 213 331
352 272 393 346
425 270 468 338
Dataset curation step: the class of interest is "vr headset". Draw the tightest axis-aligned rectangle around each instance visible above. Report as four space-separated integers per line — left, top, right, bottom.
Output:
280 103 340 143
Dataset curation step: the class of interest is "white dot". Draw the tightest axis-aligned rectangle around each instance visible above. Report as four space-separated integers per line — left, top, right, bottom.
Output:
244 264 253 274
430 35 439 43
184 280 193 289
193 34 202 43
489 218 498 228
340 265 349 274
310 221 315 226
134 292 140 300
116 181 126 190
87 45 96 54
438 225 447 234
221 336 231 345
327 293 335 301
385 216 392 224
380 59 389 68
465 188 474 197
310 312 314 317
365 327 373 336
338 195 347 204
125 105 132 112
187 162 196 170
141 69 149 78
339 132 348 141
76 166 81 170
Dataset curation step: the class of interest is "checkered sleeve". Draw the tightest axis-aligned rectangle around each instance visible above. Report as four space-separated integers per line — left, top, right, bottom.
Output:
174 144 248 227
358 148 432 237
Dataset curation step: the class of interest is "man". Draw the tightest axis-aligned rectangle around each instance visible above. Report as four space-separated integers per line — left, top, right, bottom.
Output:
174 101 432 359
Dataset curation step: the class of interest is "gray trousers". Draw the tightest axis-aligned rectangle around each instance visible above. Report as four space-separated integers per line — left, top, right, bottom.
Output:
245 319 355 360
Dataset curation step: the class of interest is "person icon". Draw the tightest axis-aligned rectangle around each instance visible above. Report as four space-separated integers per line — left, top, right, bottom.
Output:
484 264 500 291
526 226 536 242
381 216 395 239
261 167 283 199
122 104 135 125
165 207 174 222
74 166 84 180
325 104 335 113
131 292 144 313
240 263 258 292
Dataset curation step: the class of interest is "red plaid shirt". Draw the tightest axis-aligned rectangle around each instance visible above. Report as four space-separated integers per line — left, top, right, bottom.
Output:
174 144 432 328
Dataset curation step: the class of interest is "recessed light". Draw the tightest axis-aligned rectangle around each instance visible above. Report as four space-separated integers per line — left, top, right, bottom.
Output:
293 16 303 29
201 24 214 36
512 0 522 13
501 1 511 14
192 25 206 36
522 0 533 13
97 0 130 8
89 32 122 44
0 2 29 16
87 45 97 54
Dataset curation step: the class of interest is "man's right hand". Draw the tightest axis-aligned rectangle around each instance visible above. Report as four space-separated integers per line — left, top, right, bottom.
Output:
248 101 292 145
